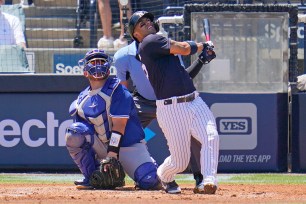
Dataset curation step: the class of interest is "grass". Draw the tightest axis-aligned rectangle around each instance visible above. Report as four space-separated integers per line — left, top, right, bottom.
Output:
0 173 306 185
219 173 306 184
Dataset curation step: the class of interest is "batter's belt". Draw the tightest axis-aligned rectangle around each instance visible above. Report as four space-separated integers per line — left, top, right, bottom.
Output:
163 92 196 105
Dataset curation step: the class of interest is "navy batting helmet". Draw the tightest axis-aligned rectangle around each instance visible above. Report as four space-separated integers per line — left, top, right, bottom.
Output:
128 11 159 42
78 49 112 79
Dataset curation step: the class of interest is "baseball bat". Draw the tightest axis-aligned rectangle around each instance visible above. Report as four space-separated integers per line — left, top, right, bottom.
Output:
203 19 211 41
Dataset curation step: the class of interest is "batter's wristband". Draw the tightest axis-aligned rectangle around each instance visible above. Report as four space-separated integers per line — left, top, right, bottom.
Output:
107 131 123 154
186 41 198 55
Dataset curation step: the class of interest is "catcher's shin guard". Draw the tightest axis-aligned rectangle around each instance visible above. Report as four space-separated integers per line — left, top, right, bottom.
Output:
134 162 161 190
66 122 99 182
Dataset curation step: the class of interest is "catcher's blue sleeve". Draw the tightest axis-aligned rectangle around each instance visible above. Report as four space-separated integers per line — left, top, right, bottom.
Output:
110 85 133 118
69 98 94 129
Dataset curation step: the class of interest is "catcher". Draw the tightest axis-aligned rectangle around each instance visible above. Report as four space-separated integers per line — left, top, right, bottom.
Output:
65 49 161 190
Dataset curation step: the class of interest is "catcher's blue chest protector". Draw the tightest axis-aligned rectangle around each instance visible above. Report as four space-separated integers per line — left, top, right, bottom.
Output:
72 77 119 142
70 77 145 147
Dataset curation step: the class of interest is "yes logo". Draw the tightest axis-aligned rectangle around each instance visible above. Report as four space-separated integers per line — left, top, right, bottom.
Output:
217 117 252 135
211 103 257 150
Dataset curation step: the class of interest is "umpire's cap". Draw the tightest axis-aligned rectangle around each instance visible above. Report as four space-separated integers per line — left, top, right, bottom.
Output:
128 11 154 42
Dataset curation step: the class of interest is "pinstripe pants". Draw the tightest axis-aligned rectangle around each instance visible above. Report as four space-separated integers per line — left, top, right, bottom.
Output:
156 91 219 185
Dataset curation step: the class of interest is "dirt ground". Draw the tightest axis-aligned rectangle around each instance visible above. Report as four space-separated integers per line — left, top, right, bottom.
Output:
0 183 306 204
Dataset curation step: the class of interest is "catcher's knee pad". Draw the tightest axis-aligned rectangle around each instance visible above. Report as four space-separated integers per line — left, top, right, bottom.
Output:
65 122 95 147
65 122 98 180
134 162 160 190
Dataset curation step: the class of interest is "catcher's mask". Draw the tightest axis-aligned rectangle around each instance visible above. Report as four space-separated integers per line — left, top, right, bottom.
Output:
78 49 112 79
128 11 159 42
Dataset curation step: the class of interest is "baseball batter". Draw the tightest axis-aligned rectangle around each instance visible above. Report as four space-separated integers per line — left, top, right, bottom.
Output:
65 49 161 190
113 40 209 186
128 11 219 194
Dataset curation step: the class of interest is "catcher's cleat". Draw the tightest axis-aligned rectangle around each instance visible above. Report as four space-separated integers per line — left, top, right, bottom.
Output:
153 181 163 190
134 179 163 191
193 183 217 194
74 178 88 186
76 184 94 190
161 180 181 194
74 178 93 190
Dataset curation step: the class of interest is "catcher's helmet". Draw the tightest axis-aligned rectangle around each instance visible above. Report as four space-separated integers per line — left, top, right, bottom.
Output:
78 49 112 79
128 11 159 42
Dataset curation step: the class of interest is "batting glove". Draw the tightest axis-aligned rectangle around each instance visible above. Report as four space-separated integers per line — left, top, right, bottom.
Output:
203 41 214 51
199 41 216 64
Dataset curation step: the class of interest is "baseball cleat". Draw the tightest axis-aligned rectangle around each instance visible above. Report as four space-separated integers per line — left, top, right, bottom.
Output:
74 178 87 186
74 178 93 190
193 183 217 194
193 172 203 186
153 181 164 190
76 184 94 190
162 180 181 194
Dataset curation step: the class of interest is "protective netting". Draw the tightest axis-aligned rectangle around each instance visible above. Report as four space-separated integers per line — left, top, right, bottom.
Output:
0 0 303 76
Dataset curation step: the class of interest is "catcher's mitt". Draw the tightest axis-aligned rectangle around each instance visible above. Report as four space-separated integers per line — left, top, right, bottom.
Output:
89 157 125 189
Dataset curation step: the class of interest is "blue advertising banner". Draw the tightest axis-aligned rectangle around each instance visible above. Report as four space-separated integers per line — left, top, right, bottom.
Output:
291 92 306 172
297 22 304 49
0 93 77 169
53 54 84 74
202 93 288 172
263 22 304 49
53 53 117 75
0 92 288 172
144 93 288 173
